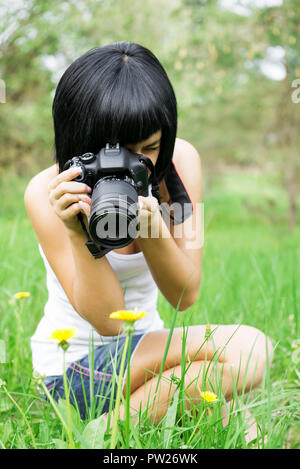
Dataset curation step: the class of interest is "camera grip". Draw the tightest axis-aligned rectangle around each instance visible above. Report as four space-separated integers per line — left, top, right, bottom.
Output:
63 157 86 182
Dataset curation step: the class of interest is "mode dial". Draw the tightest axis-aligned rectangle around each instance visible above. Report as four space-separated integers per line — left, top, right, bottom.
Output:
80 152 95 163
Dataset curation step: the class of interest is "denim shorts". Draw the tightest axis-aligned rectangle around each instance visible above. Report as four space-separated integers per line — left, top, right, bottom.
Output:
43 332 145 420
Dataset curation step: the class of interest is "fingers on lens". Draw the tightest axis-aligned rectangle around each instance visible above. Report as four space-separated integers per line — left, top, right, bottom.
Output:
55 182 91 200
60 202 82 220
78 201 91 216
48 167 81 191
61 193 90 209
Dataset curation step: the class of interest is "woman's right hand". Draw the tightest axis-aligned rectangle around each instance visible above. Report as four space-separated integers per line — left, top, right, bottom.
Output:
48 166 92 233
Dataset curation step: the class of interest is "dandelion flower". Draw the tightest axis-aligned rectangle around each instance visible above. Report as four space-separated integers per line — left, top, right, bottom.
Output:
110 308 147 323
48 328 76 351
205 324 211 340
14 292 30 300
110 308 148 334
200 391 218 403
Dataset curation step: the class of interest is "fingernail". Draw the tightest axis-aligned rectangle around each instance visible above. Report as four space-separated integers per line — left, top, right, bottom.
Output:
138 196 144 210
86 186 92 193
78 200 89 217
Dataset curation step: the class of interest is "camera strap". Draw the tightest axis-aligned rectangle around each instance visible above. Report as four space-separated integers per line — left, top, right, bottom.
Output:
138 155 194 225
138 155 162 204
77 213 112 259
163 161 193 225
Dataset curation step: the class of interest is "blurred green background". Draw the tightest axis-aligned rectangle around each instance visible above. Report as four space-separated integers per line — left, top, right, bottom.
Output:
1 0 299 319
0 0 300 448
0 0 299 229
1 0 300 344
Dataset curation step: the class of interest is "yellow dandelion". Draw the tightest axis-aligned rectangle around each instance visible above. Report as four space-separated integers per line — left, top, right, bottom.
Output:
49 328 76 343
205 324 211 339
109 308 147 323
14 292 30 300
49 328 76 351
200 391 218 403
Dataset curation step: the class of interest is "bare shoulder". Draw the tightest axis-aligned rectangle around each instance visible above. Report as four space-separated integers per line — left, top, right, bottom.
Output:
25 164 57 198
24 164 69 254
170 138 203 271
173 137 202 202
24 164 78 308
24 164 61 238
24 164 58 212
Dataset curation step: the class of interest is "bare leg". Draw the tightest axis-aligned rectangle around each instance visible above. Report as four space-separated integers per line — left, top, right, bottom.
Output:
104 361 258 445
222 401 259 444
105 324 273 442
124 325 273 396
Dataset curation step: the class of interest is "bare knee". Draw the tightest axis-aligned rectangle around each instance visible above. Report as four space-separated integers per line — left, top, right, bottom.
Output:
225 325 274 393
243 325 274 365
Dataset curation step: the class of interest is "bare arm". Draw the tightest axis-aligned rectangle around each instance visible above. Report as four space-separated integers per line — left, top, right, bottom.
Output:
137 141 202 310
62 228 125 336
24 166 125 336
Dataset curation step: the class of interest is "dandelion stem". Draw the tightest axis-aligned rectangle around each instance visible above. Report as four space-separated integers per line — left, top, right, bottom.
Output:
110 331 130 449
62 350 75 449
38 379 70 438
3 386 37 449
186 409 206 447
125 333 133 448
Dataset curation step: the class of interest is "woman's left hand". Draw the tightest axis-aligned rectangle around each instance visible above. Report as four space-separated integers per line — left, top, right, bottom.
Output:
137 195 162 238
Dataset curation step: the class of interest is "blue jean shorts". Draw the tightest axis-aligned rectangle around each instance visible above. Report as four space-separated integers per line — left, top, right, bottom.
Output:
43 332 145 420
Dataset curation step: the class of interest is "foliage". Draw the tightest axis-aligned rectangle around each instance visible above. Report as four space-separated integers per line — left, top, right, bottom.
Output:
0 2 299 448
0 171 299 449
0 0 299 222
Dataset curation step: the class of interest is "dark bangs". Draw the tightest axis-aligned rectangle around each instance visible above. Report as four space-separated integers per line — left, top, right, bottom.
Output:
52 42 177 182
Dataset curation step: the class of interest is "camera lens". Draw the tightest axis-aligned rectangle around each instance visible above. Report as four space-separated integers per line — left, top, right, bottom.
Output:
89 178 138 249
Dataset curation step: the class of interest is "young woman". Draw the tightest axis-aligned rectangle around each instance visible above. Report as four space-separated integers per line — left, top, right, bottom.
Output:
25 42 273 435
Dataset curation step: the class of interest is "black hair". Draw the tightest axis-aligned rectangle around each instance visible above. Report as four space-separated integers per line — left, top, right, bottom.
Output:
52 41 177 183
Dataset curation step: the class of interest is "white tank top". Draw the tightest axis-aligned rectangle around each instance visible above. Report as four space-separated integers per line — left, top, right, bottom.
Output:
31 244 164 377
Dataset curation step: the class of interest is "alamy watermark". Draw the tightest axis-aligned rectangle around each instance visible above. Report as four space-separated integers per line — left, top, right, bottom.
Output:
291 79 300 104
0 79 6 103
292 339 300 365
93 199 204 250
0 340 7 363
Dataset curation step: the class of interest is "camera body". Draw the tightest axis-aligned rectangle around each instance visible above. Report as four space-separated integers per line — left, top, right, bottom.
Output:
64 143 149 195
63 144 151 250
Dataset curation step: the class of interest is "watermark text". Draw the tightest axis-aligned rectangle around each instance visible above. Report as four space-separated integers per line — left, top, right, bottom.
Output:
291 79 300 103
0 79 6 103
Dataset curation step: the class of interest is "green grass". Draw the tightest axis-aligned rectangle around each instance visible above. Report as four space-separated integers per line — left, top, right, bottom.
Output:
0 170 299 449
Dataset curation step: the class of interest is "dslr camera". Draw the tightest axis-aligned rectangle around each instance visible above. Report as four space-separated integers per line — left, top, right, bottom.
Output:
63 144 157 254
